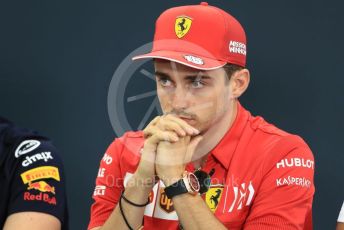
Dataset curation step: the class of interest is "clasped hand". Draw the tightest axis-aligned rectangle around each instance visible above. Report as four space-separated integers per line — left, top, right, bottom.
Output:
138 114 203 187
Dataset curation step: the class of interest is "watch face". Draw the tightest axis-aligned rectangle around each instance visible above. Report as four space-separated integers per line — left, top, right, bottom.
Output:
188 173 200 192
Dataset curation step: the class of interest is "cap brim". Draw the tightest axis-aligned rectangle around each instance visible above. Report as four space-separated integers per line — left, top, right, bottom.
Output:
132 50 226 71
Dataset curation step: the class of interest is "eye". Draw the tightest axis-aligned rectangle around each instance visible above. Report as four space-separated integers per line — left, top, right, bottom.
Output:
158 78 172 87
191 79 205 89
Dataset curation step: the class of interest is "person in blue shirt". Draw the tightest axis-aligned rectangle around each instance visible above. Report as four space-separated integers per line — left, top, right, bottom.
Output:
0 116 68 229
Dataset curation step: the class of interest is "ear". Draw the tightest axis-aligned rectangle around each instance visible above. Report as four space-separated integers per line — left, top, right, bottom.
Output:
230 69 250 99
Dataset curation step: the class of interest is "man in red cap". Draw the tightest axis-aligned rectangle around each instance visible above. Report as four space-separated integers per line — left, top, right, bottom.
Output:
88 2 314 230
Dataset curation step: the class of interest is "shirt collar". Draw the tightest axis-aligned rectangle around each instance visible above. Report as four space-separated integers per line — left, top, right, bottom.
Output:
211 102 250 169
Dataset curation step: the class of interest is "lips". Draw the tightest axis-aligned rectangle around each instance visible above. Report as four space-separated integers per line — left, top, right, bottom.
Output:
178 116 193 120
178 116 196 124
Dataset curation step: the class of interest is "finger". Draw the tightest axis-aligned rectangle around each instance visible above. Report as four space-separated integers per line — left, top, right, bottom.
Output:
145 116 160 129
140 147 156 163
144 125 167 139
143 117 161 137
164 114 200 135
184 135 203 163
146 130 179 145
150 116 160 126
143 130 177 156
143 125 158 138
147 116 192 137
156 120 187 136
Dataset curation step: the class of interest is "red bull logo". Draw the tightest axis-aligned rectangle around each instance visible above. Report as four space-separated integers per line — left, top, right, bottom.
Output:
27 181 55 194
24 192 56 205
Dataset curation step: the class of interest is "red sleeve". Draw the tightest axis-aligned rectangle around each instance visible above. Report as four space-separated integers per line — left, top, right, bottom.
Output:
244 137 315 230
87 138 125 230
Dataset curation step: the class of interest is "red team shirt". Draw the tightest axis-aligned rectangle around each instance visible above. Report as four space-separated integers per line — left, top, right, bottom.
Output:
88 103 314 229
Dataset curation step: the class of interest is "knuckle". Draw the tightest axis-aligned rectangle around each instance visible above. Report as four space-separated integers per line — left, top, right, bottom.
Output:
164 114 174 120
143 128 151 135
157 122 165 129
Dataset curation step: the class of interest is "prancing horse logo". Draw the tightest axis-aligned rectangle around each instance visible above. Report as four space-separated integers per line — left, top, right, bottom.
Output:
178 18 187 32
175 16 192 38
210 189 222 208
206 186 224 212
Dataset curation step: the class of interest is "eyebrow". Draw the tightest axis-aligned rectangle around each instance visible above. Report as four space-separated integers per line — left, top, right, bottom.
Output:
155 71 171 79
155 71 213 81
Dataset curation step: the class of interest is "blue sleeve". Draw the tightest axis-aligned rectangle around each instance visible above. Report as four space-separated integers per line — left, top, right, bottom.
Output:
6 137 69 228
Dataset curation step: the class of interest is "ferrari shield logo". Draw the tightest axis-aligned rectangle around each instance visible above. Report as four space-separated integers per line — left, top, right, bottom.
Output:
175 16 192 38
205 186 224 212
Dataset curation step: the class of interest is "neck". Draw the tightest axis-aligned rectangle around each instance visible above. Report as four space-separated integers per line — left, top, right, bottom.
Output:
193 100 238 165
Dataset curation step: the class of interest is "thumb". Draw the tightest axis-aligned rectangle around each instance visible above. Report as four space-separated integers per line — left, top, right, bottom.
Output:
184 135 203 163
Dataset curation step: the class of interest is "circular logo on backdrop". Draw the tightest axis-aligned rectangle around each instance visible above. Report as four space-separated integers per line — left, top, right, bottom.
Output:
107 42 162 138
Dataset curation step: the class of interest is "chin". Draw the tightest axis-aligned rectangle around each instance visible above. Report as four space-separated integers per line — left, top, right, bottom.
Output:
198 118 218 134
193 123 209 135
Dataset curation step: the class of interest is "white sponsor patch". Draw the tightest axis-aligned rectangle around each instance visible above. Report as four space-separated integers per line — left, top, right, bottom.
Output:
15 140 41 158
276 158 314 169
184 55 204 65
93 185 106 196
22 151 53 167
229 41 246 55
227 181 255 213
102 153 113 165
276 176 311 188
97 168 105 178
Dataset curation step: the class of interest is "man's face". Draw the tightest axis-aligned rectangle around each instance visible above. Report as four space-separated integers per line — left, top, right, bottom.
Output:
154 60 233 133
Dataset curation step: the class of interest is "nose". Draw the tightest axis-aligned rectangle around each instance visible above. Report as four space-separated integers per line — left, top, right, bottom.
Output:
171 86 189 110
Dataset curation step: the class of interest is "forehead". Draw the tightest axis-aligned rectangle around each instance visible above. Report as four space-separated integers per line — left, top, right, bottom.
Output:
153 59 225 78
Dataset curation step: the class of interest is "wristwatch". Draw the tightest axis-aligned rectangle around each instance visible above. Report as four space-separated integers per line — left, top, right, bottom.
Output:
164 171 200 199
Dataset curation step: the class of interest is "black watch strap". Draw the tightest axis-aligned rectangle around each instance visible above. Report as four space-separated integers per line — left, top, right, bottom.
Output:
164 179 188 199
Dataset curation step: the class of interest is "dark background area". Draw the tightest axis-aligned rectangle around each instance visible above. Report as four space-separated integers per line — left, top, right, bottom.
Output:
1 0 343 229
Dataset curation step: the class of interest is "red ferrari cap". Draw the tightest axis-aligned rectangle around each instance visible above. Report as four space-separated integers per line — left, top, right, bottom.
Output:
132 2 247 70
